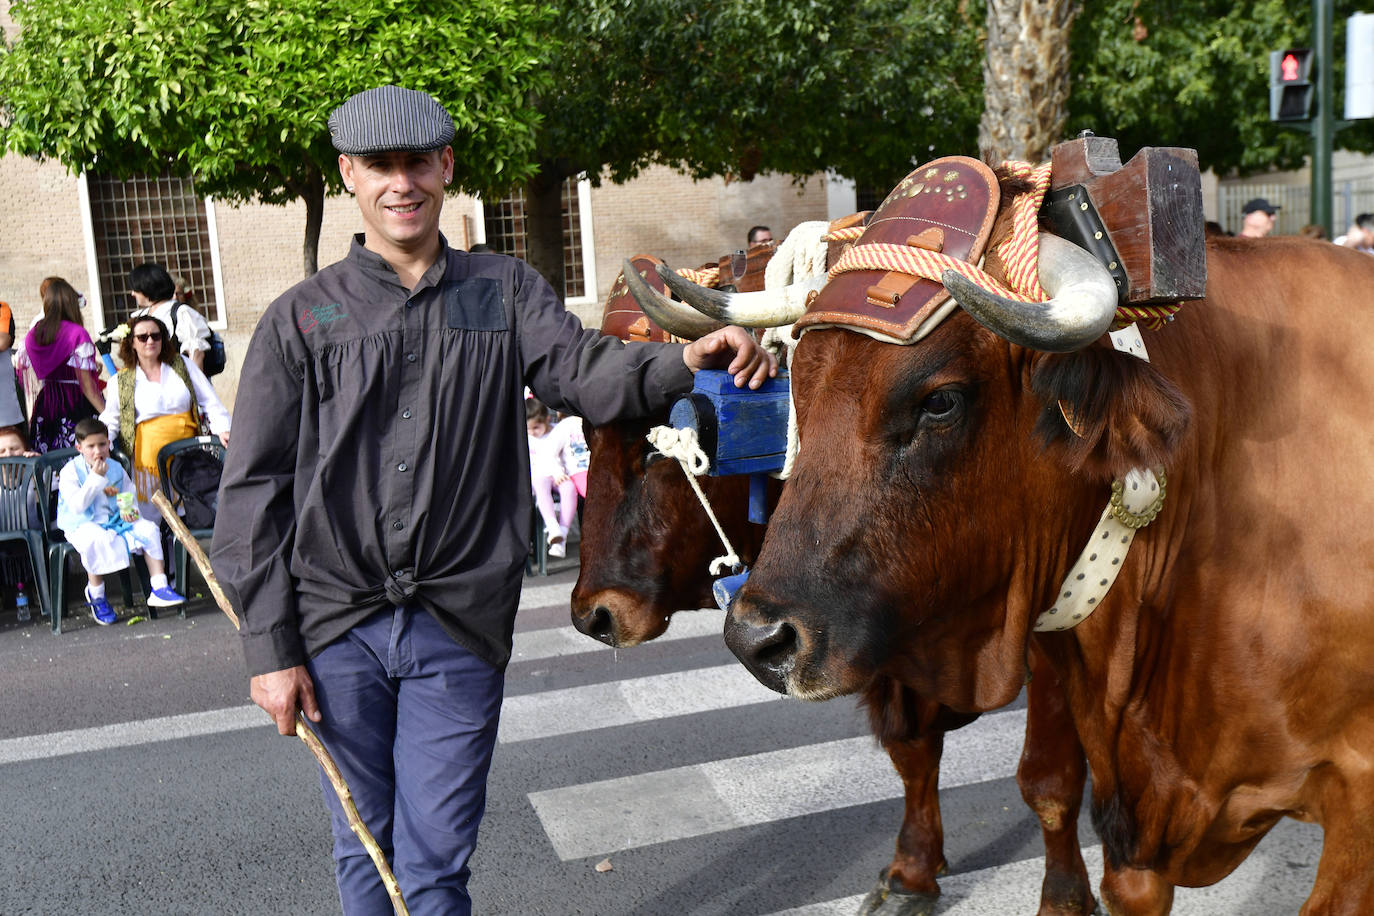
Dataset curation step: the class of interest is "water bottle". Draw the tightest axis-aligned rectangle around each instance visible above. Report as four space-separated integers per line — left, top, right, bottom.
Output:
15 581 30 622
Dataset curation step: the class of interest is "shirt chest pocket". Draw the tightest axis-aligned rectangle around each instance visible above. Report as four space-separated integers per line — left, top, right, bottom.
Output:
447 279 508 331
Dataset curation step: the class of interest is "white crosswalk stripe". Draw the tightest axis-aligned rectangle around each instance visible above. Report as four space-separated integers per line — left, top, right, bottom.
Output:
498 661 783 743
511 608 725 662
0 704 267 764
529 707 1026 861
764 831 1322 915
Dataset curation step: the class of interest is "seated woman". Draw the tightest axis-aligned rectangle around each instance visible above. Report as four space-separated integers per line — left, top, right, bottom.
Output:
98 315 230 522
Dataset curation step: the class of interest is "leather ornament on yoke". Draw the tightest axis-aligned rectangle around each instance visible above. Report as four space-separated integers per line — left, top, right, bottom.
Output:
601 255 676 343
793 156 1000 342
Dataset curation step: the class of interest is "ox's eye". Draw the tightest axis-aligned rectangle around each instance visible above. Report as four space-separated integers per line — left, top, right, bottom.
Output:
919 389 963 425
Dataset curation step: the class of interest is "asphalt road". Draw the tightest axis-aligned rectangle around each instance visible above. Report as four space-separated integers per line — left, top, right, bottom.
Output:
0 562 1322 915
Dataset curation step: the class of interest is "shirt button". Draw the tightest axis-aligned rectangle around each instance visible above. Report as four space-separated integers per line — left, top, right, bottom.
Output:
406 352 417 362
392 521 404 531
402 409 412 419
397 462 408 472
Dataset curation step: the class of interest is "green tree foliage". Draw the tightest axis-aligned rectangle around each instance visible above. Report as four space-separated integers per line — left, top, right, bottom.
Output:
544 0 983 188
515 0 985 293
0 0 552 274
1069 0 1374 174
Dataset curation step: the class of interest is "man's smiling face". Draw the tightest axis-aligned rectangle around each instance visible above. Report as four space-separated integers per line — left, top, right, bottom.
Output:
340 147 454 260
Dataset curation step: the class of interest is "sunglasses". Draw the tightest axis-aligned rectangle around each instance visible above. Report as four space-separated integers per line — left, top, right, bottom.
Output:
134 332 163 342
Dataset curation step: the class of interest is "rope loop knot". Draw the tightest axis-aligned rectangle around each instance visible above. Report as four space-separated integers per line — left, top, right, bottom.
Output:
647 424 741 575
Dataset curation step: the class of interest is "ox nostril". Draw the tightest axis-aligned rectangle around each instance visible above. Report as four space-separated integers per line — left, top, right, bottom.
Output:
724 616 797 693
751 621 797 667
583 606 616 644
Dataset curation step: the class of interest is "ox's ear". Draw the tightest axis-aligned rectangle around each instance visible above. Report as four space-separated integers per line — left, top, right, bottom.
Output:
1030 347 1191 482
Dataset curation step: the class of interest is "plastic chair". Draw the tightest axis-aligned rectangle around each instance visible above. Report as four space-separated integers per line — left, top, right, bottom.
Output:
34 449 138 634
527 506 551 576
0 456 52 620
155 436 225 598
526 491 583 577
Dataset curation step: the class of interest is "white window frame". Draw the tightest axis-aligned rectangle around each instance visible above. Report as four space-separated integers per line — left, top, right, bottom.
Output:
77 171 228 331
471 175 597 308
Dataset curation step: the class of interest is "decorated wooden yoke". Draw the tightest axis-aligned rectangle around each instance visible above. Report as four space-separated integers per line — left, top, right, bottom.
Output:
1043 132 1206 316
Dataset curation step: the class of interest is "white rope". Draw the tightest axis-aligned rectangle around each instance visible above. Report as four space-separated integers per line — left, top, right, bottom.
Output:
645 425 742 575
759 221 830 481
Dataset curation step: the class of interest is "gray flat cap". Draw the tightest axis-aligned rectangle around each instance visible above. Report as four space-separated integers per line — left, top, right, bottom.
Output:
329 86 455 155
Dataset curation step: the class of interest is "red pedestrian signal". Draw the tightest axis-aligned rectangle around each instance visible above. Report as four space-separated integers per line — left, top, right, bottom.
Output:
1281 53 1300 82
1270 48 1314 121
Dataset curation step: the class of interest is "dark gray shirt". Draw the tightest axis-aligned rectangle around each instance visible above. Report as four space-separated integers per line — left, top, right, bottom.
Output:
211 236 693 677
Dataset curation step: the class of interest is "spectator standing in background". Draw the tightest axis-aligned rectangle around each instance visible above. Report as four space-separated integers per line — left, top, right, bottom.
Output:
1334 214 1374 253
0 299 25 429
15 277 105 453
1238 198 1279 238
747 225 773 247
171 273 202 311
129 263 212 372
550 412 590 499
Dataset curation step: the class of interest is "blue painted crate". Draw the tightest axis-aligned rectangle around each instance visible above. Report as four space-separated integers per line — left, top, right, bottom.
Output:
668 370 790 477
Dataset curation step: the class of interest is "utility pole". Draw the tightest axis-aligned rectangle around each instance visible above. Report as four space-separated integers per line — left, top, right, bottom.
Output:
1311 0 1334 237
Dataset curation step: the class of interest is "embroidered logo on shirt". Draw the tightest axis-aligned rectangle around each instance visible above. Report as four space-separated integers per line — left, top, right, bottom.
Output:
299 303 346 333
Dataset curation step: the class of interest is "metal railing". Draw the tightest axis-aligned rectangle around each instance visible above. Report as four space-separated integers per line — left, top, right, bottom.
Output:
1219 178 1374 236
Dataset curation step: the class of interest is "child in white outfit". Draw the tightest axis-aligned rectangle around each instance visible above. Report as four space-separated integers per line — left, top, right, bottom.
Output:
526 399 578 558
58 418 185 625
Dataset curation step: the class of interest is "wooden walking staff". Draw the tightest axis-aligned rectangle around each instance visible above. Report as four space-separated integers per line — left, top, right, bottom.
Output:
151 491 410 916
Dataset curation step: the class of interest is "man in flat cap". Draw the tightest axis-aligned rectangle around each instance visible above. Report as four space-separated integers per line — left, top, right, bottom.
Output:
1239 198 1279 238
212 85 775 914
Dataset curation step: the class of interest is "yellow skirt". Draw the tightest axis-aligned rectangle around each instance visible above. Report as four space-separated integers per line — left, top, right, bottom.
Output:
133 412 199 504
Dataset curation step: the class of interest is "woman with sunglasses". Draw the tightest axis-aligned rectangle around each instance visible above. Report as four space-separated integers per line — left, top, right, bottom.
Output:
99 315 230 521
15 277 106 453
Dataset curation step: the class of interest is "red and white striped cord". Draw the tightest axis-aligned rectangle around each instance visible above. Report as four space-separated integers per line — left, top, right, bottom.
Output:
675 265 720 287
821 161 1182 331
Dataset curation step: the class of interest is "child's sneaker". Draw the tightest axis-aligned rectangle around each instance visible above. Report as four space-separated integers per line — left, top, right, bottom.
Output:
147 587 186 608
547 531 566 558
86 590 117 626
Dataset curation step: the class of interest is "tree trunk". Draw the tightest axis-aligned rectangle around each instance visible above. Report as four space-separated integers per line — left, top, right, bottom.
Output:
979 0 1081 165
302 167 325 277
523 169 567 301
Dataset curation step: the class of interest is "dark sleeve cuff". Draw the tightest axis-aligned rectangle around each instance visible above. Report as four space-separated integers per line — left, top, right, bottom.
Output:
647 345 696 402
241 627 307 678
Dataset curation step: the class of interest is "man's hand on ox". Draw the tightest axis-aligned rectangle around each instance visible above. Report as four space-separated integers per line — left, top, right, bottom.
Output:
682 325 778 389
251 665 323 736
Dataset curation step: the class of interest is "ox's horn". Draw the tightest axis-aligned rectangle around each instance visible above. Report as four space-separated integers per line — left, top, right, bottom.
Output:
621 260 727 340
941 233 1118 353
657 264 818 328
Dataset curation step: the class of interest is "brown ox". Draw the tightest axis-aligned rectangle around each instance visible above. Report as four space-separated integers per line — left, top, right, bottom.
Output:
592 253 1096 915
665 166 1374 913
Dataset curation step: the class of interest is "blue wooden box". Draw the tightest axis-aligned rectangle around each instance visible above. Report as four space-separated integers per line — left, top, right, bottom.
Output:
668 370 790 477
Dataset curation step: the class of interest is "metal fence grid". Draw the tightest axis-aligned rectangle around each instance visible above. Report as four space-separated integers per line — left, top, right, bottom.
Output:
1219 177 1374 237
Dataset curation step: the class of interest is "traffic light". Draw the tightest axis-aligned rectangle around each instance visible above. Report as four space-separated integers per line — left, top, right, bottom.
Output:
1349 13 1374 120
1270 48 1315 121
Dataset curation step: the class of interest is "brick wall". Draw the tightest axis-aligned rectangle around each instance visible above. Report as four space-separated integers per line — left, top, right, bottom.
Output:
0 158 91 325
582 166 829 326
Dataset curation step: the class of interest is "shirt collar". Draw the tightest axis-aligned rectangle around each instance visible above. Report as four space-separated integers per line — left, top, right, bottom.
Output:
348 233 452 294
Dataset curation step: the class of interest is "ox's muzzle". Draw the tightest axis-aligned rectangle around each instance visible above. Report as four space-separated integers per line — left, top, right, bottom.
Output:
723 609 797 695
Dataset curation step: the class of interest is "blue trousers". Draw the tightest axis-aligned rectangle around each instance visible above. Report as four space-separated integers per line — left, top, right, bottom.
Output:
306 606 505 916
